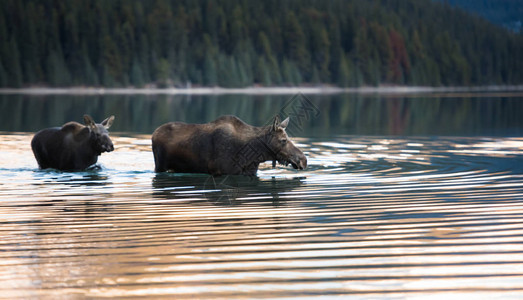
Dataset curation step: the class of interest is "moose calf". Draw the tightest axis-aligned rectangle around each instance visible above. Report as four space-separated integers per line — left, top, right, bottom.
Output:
31 115 115 171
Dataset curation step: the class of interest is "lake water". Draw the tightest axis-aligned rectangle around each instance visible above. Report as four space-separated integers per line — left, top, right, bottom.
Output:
1 91 523 298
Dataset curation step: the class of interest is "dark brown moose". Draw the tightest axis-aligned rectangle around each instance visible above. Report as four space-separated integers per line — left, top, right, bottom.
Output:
152 115 307 175
31 115 115 171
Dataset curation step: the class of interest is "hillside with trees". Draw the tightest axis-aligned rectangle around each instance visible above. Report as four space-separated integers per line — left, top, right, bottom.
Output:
0 0 522 88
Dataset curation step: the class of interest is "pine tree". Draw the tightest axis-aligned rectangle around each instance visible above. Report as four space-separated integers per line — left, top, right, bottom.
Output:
6 38 23 87
311 26 331 82
0 61 7 87
284 11 309 79
156 58 170 88
203 56 218 86
46 49 71 86
130 58 144 87
388 29 410 83
337 54 350 87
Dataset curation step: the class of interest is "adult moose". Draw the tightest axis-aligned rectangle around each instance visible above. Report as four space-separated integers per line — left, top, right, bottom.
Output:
31 115 115 171
152 115 307 176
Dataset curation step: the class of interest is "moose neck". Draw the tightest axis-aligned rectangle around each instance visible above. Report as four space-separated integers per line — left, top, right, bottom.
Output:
81 131 102 156
247 126 279 163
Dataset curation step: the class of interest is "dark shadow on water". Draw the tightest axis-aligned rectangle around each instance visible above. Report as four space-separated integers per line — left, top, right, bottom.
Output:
152 172 304 207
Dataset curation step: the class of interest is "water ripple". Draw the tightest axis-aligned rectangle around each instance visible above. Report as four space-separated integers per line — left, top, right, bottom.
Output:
1 134 523 298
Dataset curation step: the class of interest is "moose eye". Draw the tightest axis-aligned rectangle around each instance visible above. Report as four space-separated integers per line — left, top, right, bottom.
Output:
280 139 287 145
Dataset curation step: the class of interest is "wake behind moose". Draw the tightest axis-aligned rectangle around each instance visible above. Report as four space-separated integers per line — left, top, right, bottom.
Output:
152 115 307 176
31 115 115 171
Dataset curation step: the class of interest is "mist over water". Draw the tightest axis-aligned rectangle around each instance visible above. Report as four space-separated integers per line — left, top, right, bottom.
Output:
1 92 523 298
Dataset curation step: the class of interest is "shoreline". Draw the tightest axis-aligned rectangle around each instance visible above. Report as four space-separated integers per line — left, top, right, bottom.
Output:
0 85 522 96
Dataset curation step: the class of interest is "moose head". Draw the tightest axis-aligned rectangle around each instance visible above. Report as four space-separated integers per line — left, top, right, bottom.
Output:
83 115 115 154
265 115 307 170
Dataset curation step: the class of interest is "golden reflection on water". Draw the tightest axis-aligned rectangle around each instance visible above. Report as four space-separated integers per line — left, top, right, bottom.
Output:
1 133 523 298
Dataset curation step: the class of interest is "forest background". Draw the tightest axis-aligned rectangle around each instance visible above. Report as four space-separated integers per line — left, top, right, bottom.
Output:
1 0 522 88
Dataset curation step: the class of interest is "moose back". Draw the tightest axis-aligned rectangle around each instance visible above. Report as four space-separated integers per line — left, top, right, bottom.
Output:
31 115 115 171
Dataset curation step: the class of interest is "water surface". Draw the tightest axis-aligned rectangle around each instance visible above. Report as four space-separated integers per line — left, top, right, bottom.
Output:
1 91 522 136
1 92 523 298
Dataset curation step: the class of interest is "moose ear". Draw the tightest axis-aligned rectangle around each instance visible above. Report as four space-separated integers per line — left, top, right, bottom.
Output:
279 117 290 129
272 115 281 131
101 115 115 129
83 115 96 129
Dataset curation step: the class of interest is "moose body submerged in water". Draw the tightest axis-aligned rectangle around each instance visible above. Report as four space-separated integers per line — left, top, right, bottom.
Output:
31 115 115 171
152 115 307 176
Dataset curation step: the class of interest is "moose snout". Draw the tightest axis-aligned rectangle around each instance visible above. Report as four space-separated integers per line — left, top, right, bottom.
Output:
290 153 307 170
297 153 307 170
102 141 114 152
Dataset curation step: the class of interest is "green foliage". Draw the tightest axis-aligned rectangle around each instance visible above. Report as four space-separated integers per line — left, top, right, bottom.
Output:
46 49 71 87
130 58 144 87
155 58 171 88
203 56 218 86
0 0 522 88
0 61 8 87
337 54 351 87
